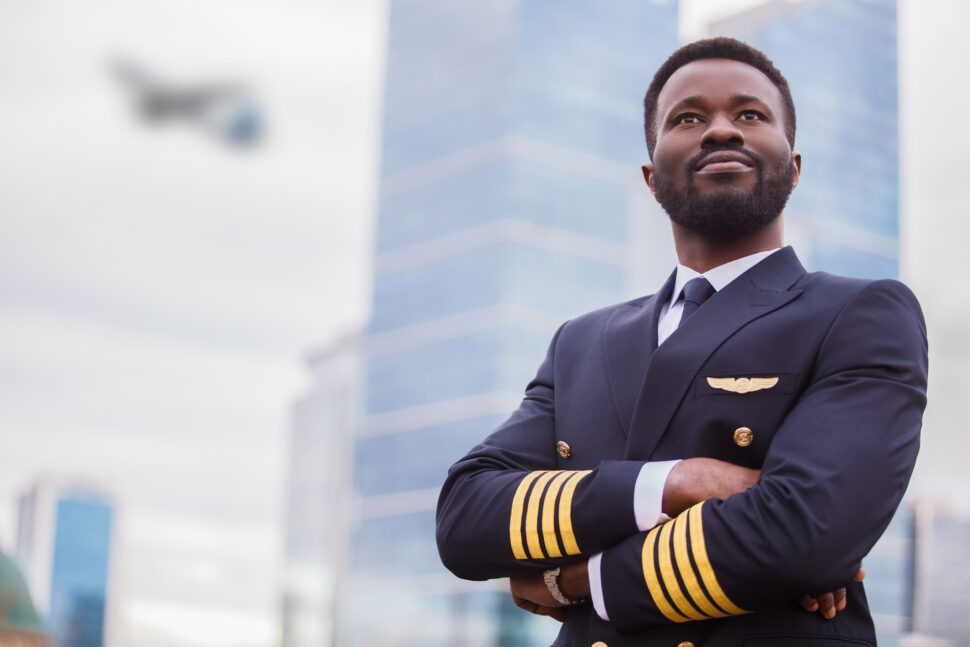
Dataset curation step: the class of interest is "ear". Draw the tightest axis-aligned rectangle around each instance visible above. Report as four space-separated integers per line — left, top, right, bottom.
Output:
790 152 802 191
642 162 657 196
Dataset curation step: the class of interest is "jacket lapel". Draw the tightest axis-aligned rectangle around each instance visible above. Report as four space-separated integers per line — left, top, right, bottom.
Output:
603 271 675 438
623 247 807 460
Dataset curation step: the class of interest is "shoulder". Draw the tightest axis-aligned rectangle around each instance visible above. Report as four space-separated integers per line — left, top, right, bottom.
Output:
795 272 923 320
556 293 654 336
804 271 921 304
798 273 927 362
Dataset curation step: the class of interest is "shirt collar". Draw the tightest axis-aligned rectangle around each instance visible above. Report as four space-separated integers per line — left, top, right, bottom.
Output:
669 248 782 308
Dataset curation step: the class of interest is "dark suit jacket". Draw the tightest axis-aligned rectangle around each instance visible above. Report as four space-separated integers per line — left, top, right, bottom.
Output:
436 247 927 646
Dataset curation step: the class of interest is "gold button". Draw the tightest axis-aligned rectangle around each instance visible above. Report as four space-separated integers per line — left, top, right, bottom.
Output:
733 427 754 447
591 642 607 647
556 441 572 459
677 642 695 647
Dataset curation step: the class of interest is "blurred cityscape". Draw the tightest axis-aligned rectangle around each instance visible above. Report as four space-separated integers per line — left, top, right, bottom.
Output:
1 1 968 647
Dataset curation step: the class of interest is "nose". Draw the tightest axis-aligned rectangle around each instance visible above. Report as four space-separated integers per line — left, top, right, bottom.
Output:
702 113 743 148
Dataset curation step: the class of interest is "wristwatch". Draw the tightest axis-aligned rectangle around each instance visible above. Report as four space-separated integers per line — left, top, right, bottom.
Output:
543 567 580 605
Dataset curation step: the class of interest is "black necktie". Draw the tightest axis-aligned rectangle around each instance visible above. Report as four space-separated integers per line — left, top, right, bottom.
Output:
679 277 715 325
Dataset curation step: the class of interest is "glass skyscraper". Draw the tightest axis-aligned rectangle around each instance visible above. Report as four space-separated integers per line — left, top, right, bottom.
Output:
710 0 899 280
342 2 678 645
15 480 114 647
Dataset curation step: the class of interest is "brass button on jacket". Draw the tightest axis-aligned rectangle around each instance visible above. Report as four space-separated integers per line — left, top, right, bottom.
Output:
556 440 572 459
733 426 754 447
591 642 607 647
677 642 695 647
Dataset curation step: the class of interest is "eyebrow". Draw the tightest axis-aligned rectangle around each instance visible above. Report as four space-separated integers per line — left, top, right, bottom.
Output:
665 94 774 119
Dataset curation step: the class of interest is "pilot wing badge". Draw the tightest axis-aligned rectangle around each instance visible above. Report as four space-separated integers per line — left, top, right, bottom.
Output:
707 376 779 394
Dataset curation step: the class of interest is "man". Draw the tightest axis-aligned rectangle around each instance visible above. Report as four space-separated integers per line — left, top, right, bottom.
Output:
436 37 927 647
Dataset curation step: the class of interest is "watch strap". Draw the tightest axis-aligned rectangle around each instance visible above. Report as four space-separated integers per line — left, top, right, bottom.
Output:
543 567 575 605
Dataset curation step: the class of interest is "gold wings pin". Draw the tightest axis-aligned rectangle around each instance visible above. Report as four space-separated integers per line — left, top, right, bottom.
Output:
707 376 779 394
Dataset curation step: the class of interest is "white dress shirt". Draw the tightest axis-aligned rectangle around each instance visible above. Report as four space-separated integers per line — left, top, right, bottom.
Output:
588 248 781 621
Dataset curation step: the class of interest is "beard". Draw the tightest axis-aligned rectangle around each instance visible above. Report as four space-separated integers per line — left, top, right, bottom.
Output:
653 146 796 241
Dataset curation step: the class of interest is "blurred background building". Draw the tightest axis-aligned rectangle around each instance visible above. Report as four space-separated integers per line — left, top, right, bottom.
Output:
910 502 970 644
340 2 678 645
15 480 114 647
282 334 360 647
710 0 899 279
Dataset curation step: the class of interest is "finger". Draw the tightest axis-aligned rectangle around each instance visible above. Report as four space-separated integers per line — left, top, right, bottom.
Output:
548 607 567 622
515 600 537 613
834 587 847 612
530 605 560 619
855 565 866 582
817 592 836 620
799 595 819 613
512 595 538 614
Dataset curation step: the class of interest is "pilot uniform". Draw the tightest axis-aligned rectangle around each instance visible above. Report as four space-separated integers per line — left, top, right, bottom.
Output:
436 247 927 646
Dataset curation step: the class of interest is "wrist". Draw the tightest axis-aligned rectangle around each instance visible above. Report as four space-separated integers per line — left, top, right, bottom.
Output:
661 459 693 516
558 560 591 601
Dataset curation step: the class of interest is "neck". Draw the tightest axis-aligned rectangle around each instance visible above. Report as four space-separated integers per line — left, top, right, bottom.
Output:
671 216 784 274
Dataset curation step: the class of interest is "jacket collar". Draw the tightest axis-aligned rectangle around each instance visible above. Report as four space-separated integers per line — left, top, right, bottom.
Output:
603 246 805 454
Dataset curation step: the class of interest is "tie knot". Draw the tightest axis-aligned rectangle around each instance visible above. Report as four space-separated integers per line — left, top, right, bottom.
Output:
678 277 715 326
682 277 715 306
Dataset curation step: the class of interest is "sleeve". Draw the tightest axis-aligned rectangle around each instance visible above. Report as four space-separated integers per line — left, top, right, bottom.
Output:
596 280 928 633
436 321 649 580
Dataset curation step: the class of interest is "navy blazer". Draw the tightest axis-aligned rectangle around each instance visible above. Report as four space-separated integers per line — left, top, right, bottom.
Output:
436 247 928 647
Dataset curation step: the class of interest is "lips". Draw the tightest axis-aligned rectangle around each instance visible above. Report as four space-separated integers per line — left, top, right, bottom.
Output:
694 151 756 173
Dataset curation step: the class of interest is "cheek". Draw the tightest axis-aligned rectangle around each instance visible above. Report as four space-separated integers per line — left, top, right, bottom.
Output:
652 143 688 178
753 132 793 164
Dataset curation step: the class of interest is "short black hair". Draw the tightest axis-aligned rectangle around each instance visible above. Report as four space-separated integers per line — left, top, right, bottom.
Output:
643 37 796 158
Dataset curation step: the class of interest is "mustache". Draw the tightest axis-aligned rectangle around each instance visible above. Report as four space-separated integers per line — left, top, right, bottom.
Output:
686 145 765 175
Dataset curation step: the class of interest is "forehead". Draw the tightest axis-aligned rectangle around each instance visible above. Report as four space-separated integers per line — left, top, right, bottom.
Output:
656 58 785 117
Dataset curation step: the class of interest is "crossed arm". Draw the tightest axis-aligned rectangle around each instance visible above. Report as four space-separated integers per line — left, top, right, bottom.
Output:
508 457 862 622
437 280 926 632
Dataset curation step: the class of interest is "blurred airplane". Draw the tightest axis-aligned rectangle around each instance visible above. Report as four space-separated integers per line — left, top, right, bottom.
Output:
111 57 263 148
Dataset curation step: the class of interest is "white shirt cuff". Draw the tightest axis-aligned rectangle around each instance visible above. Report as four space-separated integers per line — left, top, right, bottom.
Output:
589 460 681 623
588 552 609 621
633 460 680 531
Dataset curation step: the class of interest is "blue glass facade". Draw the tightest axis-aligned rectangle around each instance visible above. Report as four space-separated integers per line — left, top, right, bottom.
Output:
713 0 899 279
344 1 678 645
48 496 112 647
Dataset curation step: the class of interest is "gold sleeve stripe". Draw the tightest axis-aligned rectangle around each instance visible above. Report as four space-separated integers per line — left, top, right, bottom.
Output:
687 503 748 615
557 470 592 555
541 471 572 558
672 511 729 618
657 519 708 620
525 471 558 559
641 524 689 623
509 471 545 559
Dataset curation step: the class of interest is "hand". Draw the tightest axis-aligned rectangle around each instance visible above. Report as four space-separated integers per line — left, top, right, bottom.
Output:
799 563 865 619
509 561 591 623
662 457 761 517
510 573 567 622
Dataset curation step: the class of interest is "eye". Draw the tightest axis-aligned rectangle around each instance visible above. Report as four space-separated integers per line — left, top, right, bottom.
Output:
738 110 765 121
674 113 703 125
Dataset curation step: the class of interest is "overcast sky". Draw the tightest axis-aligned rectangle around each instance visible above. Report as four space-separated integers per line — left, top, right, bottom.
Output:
0 1 385 644
0 1 966 646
